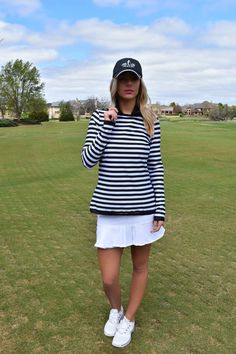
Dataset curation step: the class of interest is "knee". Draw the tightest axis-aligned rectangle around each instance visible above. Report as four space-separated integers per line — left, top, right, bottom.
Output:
132 263 148 274
102 275 118 288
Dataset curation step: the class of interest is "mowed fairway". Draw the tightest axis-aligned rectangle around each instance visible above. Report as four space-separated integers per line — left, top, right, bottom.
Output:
0 119 235 354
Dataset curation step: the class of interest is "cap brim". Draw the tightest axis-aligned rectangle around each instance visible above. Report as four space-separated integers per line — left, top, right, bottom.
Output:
114 69 141 79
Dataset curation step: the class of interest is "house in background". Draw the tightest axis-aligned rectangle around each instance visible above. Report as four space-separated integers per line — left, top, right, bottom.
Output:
151 104 174 115
47 98 100 120
1 99 217 120
151 103 161 115
47 102 60 119
182 101 216 115
152 100 217 116
160 105 174 115
0 110 14 119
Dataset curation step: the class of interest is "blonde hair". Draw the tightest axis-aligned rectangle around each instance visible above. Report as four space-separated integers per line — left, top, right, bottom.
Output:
110 78 156 137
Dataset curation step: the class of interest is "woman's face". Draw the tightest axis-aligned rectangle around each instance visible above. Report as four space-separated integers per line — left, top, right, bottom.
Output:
117 72 140 101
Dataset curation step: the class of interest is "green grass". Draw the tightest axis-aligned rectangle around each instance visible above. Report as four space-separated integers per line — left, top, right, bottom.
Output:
0 120 235 354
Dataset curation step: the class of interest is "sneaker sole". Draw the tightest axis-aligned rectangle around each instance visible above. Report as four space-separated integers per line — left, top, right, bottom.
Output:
104 329 116 337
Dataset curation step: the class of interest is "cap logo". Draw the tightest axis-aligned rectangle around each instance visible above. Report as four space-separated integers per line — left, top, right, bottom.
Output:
121 60 135 68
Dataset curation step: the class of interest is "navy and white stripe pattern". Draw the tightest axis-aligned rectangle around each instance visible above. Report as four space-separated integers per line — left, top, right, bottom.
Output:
81 109 165 221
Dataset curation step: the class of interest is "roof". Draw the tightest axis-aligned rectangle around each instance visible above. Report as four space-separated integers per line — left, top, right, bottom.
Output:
47 101 60 107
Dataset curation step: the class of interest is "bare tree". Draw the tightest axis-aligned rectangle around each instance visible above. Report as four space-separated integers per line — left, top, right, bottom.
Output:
97 97 110 110
70 98 84 118
209 104 236 121
84 97 97 114
173 104 182 114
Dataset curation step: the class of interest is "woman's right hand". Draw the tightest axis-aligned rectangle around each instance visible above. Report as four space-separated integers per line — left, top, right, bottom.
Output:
104 107 118 122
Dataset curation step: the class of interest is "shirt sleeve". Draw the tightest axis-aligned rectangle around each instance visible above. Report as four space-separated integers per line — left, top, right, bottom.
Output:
147 119 166 221
81 109 115 169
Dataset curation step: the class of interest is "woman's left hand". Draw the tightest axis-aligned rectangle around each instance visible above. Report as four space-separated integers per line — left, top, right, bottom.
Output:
151 220 164 233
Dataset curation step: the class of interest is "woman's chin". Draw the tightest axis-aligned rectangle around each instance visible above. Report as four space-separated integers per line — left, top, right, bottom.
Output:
120 94 136 100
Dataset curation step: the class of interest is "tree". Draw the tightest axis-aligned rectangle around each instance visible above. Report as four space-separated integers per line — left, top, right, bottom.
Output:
28 95 48 114
218 102 224 109
27 96 49 121
70 98 85 119
59 101 74 121
97 97 110 110
169 101 182 114
79 102 86 115
84 97 97 114
209 105 235 121
0 95 7 119
173 104 182 114
0 59 44 118
0 77 7 119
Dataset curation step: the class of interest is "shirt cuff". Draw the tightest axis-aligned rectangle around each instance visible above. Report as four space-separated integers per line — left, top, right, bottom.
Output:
104 120 115 126
154 215 165 221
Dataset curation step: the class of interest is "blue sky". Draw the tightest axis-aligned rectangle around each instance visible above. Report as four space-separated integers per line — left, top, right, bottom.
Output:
0 0 236 104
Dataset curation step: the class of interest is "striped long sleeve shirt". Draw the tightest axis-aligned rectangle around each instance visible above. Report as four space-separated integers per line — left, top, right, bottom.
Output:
81 108 165 221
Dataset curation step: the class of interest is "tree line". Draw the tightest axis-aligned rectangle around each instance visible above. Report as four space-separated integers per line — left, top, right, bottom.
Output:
58 97 110 121
1 59 235 122
0 59 109 121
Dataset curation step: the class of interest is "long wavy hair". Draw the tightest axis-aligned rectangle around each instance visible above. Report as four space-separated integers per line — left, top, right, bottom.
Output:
110 78 156 137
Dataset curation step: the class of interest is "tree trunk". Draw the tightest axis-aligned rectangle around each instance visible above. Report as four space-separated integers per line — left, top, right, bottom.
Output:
0 108 5 119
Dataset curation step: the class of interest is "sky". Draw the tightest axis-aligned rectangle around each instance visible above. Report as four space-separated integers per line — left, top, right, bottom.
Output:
0 0 236 105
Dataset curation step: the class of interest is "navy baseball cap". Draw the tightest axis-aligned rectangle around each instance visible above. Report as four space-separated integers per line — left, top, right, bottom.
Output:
113 58 142 79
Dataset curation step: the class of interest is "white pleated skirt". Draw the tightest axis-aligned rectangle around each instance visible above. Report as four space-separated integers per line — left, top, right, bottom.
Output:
94 214 165 249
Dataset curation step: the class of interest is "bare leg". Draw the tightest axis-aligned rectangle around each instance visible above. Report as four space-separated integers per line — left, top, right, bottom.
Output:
97 247 124 310
125 244 151 321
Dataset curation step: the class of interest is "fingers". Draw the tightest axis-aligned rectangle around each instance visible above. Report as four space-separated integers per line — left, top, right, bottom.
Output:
109 107 118 113
150 220 164 233
104 107 118 122
150 226 160 233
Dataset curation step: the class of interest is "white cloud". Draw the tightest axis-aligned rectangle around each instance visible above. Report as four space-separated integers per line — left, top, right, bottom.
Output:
202 21 236 48
0 20 58 65
73 18 185 50
0 0 42 16
27 22 79 48
0 19 78 63
0 20 28 43
41 18 236 104
0 45 58 64
41 45 236 104
150 17 191 35
0 16 235 104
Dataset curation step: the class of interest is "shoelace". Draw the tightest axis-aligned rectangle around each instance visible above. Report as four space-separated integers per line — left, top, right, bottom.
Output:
117 319 133 334
109 310 121 324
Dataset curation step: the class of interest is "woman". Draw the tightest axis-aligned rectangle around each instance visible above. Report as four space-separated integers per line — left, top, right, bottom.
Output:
81 57 166 348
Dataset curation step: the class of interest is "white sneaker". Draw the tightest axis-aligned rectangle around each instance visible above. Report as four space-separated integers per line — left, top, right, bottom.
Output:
104 305 124 337
112 315 135 348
